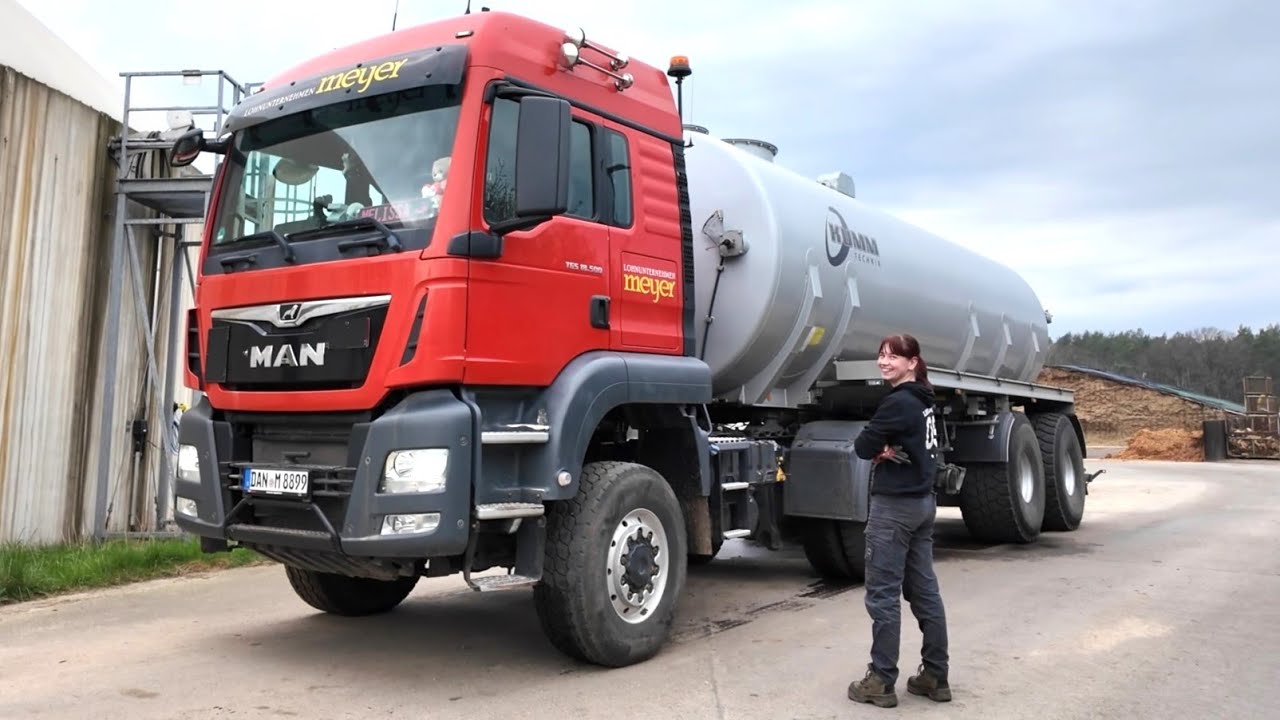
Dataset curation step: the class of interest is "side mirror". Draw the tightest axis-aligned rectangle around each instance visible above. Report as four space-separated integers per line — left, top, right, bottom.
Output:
514 96 570 218
170 128 206 167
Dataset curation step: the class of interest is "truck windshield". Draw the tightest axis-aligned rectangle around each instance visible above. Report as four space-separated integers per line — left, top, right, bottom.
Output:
210 84 461 247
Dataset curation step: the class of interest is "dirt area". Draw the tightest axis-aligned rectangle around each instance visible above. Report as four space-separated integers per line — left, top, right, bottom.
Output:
1113 428 1205 462
1037 368 1229 442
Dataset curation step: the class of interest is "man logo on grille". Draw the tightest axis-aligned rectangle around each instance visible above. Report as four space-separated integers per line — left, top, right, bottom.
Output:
278 303 302 324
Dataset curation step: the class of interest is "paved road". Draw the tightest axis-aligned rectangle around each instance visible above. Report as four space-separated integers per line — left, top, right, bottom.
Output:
3 459 1278 719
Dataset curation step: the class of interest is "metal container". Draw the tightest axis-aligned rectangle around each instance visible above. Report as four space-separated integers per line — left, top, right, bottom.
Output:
683 132 1051 406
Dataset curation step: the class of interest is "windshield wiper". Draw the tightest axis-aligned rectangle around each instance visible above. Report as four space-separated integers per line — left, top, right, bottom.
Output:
235 229 296 263
288 217 403 254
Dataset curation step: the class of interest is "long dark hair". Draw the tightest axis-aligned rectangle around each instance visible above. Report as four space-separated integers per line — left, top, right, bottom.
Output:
879 333 932 390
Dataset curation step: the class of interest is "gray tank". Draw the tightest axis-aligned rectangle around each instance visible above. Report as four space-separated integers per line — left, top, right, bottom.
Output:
683 132 1051 407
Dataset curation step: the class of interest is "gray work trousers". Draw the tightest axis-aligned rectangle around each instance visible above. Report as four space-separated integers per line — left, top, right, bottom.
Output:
864 492 950 686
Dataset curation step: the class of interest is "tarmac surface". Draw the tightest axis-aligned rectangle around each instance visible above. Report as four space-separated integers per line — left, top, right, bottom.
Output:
2 458 1278 719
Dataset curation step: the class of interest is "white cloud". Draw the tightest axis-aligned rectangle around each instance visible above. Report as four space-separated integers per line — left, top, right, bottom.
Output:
13 0 1277 337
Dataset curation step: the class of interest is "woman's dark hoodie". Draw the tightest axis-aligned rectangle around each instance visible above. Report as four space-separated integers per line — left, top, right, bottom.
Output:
853 381 938 496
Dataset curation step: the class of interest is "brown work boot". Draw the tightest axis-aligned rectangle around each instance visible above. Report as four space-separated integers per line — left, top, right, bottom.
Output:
848 665 898 708
906 664 951 702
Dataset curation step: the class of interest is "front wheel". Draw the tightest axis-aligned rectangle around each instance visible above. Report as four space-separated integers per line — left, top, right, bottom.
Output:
534 461 688 667
284 566 418 616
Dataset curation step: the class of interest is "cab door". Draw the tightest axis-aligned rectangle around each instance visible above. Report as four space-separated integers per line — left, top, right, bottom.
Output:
463 92 612 385
602 126 683 353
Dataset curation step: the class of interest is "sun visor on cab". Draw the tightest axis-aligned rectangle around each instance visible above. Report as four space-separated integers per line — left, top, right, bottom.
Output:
221 44 468 136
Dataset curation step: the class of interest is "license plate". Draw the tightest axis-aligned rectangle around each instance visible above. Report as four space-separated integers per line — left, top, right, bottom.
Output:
242 468 310 497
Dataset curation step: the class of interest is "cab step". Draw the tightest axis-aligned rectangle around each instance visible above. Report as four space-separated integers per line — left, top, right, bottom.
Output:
481 424 550 444
476 502 544 520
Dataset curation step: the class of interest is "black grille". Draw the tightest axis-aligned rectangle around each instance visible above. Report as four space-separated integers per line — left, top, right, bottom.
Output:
218 417 367 537
204 304 389 391
224 464 354 534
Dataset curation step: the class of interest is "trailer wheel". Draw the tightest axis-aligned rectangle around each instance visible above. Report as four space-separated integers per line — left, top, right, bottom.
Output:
284 566 418 616
958 414 1046 543
1034 413 1086 531
534 461 688 667
800 519 866 582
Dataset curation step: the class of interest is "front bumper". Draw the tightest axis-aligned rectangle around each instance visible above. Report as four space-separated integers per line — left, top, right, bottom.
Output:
173 389 474 558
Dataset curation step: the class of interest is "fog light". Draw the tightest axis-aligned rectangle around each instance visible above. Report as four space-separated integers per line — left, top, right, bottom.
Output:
176 497 199 517
380 449 448 494
178 444 200 482
381 513 441 535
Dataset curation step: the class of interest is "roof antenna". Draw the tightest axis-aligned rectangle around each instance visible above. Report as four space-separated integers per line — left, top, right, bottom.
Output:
465 0 472 13
392 0 400 30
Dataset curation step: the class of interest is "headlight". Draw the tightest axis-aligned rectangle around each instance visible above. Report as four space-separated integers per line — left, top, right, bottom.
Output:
178 444 200 482
176 497 199 517
381 513 441 535
380 449 448 494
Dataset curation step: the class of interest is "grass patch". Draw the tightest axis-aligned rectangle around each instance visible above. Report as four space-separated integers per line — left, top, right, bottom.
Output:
0 537 266 605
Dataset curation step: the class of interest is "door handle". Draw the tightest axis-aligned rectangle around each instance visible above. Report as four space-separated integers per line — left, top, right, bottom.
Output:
590 296 610 329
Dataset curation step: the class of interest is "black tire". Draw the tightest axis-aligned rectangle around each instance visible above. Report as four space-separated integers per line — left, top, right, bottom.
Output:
1034 413 1087 531
800 518 866 582
534 461 688 667
284 566 418 616
958 413 1046 543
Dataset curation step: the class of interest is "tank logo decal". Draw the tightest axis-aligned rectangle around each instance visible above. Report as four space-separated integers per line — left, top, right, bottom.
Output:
826 207 881 267
623 263 677 303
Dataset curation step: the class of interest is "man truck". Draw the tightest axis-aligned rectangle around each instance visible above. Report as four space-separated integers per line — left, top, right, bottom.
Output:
170 9 1091 667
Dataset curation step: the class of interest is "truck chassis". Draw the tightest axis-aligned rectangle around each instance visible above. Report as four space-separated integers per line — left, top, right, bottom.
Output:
182 355 1090 667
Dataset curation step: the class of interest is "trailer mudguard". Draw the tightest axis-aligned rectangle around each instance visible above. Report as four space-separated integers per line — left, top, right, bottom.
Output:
783 420 874 522
946 409 1018 464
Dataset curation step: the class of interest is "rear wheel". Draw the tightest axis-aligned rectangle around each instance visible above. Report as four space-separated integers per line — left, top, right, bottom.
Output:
534 461 688 667
800 518 866 581
285 566 418 616
958 413 1046 543
1034 413 1087 531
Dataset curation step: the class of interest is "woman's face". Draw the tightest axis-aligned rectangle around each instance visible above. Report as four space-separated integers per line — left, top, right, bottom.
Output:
877 347 917 386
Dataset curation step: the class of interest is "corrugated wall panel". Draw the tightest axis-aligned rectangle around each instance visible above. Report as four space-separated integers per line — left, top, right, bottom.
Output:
1 67 119 543
1 66 188 543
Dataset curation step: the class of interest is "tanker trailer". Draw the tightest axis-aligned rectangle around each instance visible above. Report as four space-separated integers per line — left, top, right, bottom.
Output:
679 129 1090 575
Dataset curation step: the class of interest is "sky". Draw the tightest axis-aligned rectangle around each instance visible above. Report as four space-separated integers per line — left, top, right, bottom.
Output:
13 0 1279 339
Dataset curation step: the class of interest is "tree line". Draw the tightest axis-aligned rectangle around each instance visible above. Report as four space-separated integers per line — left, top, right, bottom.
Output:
1046 324 1280 403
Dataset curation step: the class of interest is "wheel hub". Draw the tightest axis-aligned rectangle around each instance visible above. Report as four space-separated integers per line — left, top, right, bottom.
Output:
622 534 658 593
1019 455 1035 504
1060 444 1078 496
607 508 669 624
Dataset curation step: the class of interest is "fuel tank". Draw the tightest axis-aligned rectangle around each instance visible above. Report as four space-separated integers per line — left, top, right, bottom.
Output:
683 132 1051 406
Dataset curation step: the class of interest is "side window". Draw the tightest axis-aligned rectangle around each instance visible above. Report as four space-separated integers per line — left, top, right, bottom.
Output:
483 97 519 224
604 130 633 227
566 121 595 219
483 99 597 224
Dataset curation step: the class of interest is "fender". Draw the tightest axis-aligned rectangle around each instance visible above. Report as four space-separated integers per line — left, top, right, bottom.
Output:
946 409 1019 464
783 420 875 522
472 351 713 501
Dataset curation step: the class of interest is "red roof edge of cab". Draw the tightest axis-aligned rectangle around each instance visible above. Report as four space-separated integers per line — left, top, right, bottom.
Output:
258 10 681 140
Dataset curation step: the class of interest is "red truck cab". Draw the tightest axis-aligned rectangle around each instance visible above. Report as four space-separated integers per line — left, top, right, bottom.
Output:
172 10 713 667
